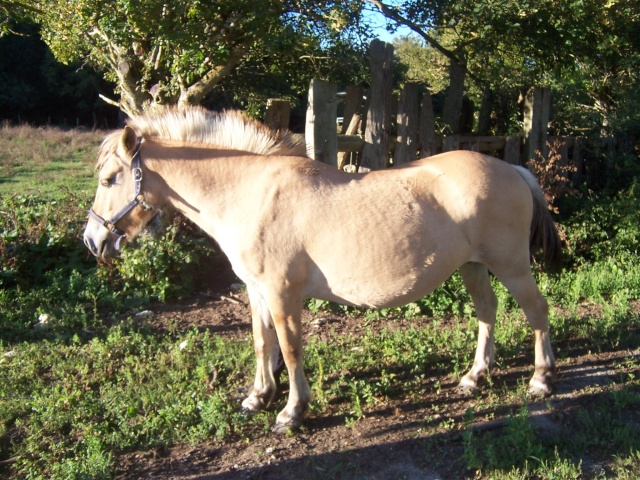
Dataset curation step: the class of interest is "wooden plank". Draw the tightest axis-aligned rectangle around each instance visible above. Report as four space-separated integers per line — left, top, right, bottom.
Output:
394 82 420 165
573 137 584 183
442 57 466 134
465 138 480 152
337 133 364 152
523 87 551 164
264 99 290 130
361 40 394 171
418 88 436 158
337 114 362 170
442 134 460 152
305 79 337 167
341 86 364 134
504 136 522 165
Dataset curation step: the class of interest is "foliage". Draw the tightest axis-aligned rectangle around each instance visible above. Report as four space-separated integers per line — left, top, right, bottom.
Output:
527 140 579 214
561 180 640 266
376 0 640 136
106 215 218 302
30 0 371 116
0 0 39 36
0 193 93 290
0 327 253 478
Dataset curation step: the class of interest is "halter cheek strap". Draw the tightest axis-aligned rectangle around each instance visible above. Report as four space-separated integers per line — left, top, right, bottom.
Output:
88 138 154 250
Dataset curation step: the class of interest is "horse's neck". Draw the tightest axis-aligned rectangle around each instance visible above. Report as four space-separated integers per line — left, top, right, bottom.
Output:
146 153 271 234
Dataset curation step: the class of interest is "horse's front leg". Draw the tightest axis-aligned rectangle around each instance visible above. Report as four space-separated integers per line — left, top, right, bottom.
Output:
241 288 280 413
267 288 311 434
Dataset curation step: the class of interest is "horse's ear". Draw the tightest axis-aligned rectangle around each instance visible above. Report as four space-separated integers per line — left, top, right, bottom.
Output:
119 126 139 163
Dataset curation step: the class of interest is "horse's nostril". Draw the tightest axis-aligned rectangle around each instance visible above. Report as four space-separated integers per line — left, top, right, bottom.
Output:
84 235 101 257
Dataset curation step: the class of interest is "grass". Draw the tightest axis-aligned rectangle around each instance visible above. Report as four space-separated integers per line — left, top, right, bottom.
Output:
0 123 103 197
0 124 639 478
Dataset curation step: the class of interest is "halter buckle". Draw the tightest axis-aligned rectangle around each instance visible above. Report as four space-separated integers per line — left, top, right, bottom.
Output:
132 167 143 182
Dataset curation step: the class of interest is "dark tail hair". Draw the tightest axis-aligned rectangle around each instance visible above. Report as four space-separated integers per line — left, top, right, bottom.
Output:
513 166 563 272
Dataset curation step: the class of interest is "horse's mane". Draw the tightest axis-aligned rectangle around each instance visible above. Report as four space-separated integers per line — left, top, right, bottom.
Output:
125 106 307 157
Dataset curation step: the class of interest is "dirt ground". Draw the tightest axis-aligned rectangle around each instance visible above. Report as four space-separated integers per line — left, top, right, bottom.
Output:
114 262 640 479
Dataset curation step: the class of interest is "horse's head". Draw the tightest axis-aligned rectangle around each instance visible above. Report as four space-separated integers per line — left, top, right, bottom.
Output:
83 126 158 260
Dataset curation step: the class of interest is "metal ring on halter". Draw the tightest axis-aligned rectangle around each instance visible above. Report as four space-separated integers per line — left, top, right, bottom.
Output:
87 137 154 250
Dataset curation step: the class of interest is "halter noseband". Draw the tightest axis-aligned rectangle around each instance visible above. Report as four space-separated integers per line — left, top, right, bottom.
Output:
88 137 154 250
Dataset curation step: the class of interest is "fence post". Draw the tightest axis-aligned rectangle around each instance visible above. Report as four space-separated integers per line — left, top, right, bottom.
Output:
361 39 394 171
476 88 493 135
264 99 290 130
442 135 460 152
306 79 337 167
523 87 551 164
573 137 584 184
504 136 522 165
442 56 466 134
418 88 437 158
394 82 420 165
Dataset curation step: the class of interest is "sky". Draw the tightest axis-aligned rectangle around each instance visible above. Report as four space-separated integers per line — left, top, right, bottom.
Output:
362 5 413 44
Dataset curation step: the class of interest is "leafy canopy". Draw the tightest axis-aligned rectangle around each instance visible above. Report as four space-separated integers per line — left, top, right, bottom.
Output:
31 0 369 115
372 0 640 135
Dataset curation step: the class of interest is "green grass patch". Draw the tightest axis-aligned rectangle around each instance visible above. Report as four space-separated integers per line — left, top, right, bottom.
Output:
0 124 102 197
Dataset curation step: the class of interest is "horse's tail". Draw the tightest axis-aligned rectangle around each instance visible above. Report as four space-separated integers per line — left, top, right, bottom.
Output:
513 166 563 272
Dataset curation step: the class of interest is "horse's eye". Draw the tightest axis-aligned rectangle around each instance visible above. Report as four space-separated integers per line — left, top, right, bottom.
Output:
100 174 118 187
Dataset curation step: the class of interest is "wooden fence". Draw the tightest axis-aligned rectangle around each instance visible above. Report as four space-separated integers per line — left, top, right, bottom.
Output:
264 40 636 183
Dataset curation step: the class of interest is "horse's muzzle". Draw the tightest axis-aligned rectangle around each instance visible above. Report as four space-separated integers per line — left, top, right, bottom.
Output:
83 228 119 259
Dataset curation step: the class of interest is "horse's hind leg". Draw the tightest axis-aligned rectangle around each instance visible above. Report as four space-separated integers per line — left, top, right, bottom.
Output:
493 266 556 395
458 262 498 392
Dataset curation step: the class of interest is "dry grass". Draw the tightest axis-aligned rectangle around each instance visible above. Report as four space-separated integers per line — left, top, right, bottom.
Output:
0 123 106 197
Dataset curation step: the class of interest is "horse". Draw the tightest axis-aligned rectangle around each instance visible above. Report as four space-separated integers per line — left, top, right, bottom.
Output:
83 106 562 433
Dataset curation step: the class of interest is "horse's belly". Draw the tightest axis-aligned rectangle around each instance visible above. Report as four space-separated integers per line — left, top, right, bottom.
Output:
304 260 455 309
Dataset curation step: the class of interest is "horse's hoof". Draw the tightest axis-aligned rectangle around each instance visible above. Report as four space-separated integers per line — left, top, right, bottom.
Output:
528 375 554 396
528 368 555 396
241 393 267 414
271 420 301 435
528 380 553 397
457 374 481 395
456 383 477 396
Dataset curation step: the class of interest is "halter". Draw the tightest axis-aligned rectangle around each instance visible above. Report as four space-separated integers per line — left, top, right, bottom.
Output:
88 137 154 250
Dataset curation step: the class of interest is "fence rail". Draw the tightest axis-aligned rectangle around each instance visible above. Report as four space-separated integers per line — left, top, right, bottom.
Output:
267 39 637 185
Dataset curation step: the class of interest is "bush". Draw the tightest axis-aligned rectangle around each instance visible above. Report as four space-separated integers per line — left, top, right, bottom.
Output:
105 215 218 302
0 192 93 289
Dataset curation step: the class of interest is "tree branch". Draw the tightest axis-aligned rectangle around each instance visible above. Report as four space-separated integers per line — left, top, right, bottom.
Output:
364 0 486 88
178 45 247 107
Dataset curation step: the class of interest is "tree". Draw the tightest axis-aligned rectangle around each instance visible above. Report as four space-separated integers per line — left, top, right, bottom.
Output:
0 0 40 36
367 0 640 136
31 0 369 116
0 22 115 126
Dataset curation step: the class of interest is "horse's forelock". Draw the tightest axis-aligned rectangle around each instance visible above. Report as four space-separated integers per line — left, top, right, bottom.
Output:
124 106 306 157
95 130 121 171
